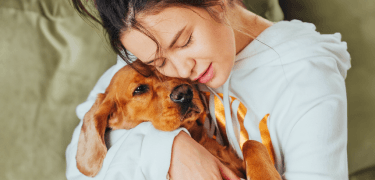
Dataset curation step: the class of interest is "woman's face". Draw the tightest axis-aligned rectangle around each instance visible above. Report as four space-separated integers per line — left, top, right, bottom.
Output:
120 6 236 88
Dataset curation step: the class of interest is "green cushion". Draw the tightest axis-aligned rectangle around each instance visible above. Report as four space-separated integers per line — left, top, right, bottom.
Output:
0 0 115 179
350 165 375 180
0 0 283 180
244 0 284 22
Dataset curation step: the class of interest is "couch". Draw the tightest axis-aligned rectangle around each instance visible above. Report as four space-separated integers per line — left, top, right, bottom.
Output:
0 0 373 179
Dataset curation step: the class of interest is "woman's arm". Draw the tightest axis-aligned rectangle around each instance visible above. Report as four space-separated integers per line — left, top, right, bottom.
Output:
169 131 241 180
65 56 237 180
279 56 349 180
66 56 126 179
66 56 185 179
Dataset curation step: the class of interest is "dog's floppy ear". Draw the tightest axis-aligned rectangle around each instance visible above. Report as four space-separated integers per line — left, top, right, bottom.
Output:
130 59 155 77
76 93 115 177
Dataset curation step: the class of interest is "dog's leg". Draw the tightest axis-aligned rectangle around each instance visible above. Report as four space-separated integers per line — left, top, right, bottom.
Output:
242 140 281 180
189 123 246 179
202 136 246 179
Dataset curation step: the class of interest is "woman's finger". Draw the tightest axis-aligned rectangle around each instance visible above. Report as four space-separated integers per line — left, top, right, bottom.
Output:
218 161 241 180
169 131 226 180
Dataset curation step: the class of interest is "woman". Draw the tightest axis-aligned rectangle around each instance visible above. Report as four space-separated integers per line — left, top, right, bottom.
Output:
66 0 351 179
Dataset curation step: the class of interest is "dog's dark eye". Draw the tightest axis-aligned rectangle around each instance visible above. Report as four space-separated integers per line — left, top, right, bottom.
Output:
133 84 149 96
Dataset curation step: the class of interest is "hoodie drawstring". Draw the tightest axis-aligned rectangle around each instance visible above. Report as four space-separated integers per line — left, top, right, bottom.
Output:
207 73 244 158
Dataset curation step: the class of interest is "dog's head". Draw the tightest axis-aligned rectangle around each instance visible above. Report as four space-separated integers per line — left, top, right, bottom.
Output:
76 60 206 177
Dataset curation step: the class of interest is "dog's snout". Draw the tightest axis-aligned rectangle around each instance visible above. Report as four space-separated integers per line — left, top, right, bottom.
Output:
170 84 193 104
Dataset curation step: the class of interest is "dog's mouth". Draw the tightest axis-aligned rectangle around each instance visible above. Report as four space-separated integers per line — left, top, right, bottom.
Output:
180 104 202 122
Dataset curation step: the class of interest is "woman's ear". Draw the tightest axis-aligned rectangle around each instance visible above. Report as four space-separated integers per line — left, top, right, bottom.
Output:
76 93 115 177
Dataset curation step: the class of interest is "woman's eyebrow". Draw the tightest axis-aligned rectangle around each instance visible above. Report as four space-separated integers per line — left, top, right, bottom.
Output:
168 25 187 49
146 25 187 65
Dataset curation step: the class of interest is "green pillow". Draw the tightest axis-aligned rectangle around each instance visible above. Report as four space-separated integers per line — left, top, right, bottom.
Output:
244 0 284 22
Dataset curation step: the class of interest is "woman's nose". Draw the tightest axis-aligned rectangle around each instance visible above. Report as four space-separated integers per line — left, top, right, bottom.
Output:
169 55 195 79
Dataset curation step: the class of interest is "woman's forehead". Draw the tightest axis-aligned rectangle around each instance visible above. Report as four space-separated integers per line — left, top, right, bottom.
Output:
138 6 203 27
121 29 158 62
120 6 209 61
139 8 191 46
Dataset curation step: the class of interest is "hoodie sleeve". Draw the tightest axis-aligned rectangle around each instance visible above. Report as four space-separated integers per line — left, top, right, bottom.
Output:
65 56 187 180
276 25 351 180
233 20 351 180
278 55 350 180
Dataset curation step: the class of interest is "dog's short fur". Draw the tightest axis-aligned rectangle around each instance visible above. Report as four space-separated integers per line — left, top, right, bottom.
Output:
76 60 281 180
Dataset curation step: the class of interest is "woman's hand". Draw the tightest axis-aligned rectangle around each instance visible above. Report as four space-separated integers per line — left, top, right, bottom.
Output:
169 131 240 180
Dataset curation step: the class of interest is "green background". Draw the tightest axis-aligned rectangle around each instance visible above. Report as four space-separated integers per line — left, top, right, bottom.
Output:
0 0 374 179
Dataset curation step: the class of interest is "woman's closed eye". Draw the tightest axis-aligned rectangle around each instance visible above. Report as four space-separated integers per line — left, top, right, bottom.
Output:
156 34 193 68
181 33 193 48
157 58 166 68
148 33 194 69
147 57 166 68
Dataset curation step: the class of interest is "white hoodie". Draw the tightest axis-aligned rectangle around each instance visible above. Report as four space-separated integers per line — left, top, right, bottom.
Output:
65 20 351 180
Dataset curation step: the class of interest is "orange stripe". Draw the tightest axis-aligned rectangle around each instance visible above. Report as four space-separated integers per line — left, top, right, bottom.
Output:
213 93 249 150
236 101 249 150
202 92 228 145
259 114 275 165
201 92 275 164
213 93 229 146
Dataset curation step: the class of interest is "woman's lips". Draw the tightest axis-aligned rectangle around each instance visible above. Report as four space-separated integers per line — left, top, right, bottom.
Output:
196 63 214 84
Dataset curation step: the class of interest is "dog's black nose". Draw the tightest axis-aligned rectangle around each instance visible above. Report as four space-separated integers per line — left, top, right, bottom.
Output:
170 84 193 104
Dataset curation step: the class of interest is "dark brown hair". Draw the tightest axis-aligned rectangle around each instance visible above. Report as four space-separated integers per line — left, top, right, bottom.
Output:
72 0 245 66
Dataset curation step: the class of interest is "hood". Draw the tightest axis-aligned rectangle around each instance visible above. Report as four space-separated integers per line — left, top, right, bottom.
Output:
204 20 351 158
234 19 351 79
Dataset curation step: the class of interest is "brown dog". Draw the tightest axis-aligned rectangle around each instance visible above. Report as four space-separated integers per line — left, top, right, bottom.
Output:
76 60 281 180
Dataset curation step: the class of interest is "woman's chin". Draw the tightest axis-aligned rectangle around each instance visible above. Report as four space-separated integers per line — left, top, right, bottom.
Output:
200 65 231 89
204 78 225 89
